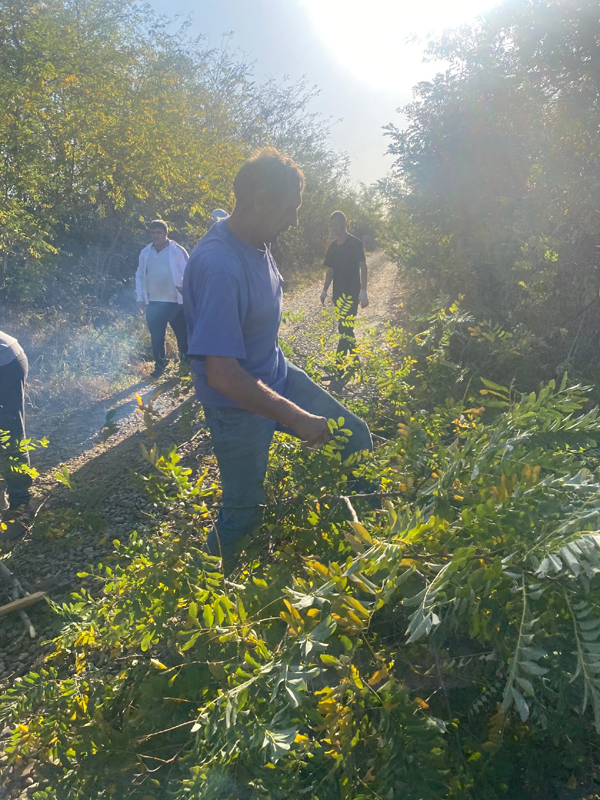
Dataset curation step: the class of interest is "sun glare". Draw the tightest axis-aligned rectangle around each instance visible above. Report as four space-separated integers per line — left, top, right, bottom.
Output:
301 0 498 92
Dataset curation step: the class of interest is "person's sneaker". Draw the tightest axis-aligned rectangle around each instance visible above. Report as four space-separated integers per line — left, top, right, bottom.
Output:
150 364 166 379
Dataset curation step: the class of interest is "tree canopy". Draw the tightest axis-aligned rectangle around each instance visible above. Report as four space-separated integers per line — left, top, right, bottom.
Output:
0 0 370 308
385 0 600 384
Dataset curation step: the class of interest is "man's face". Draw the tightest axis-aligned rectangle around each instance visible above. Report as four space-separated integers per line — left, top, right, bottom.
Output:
330 216 346 238
150 227 168 249
261 184 302 242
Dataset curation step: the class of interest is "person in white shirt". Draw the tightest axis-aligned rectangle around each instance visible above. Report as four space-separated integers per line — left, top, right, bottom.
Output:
135 220 189 377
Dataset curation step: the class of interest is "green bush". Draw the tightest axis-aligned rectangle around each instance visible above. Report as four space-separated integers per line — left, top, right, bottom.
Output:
3 308 600 798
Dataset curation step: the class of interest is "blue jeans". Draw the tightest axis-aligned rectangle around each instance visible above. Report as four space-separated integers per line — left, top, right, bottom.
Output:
145 301 188 366
203 362 372 560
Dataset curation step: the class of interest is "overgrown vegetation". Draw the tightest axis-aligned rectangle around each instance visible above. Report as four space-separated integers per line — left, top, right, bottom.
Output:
4 0 600 797
3 305 600 798
384 0 600 389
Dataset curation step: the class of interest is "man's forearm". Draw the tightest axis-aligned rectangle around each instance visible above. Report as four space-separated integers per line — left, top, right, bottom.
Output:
323 268 334 291
206 356 307 429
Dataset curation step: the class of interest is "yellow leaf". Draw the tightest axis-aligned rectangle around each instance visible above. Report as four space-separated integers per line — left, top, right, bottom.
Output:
344 596 370 620
368 668 389 687
363 766 376 783
350 664 364 689
415 696 429 710
342 609 366 629
349 521 372 545
306 560 331 578
399 558 419 567
283 599 302 621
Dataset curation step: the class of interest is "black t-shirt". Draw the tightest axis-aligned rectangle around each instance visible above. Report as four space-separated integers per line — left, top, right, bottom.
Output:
324 234 365 300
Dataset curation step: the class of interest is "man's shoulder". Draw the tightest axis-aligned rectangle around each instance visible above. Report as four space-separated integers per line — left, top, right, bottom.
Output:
347 234 364 247
169 240 189 258
188 231 245 279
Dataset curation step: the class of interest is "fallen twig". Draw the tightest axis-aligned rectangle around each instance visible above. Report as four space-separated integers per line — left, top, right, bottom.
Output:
0 592 46 620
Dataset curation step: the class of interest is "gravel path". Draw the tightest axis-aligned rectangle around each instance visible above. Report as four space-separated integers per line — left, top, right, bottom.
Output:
0 251 401 798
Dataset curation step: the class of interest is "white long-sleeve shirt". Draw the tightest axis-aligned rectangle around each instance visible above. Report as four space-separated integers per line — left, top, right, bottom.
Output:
135 239 189 306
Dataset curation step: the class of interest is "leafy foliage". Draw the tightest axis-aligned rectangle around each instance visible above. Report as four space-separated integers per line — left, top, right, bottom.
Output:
4 308 600 797
384 0 600 388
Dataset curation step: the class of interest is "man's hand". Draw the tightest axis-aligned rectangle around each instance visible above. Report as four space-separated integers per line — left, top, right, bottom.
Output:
320 289 328 306
292 413 330 448
137 301 145 315
359 289 369 309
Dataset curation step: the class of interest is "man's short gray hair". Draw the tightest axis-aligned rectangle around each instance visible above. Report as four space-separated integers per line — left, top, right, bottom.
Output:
233 147 305 209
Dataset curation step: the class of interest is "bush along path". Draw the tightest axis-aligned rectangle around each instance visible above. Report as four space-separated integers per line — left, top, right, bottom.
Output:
5 281 600 797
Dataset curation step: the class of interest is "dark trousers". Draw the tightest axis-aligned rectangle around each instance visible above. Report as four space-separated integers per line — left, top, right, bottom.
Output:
145 301 188 366
334 294 359 366
0 354 32 509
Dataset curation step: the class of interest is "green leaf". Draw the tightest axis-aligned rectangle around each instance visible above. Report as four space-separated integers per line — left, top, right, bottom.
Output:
480 377 509 393
140 630 155 652
262 727 297 763
520 661 549 676
180 631 201 652
515 676 535 697
512 686 530 721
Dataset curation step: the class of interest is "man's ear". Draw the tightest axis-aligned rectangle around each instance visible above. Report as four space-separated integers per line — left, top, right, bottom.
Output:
253 188 271 215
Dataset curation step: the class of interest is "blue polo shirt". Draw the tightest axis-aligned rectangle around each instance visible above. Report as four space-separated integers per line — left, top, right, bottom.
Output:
183 221 287 407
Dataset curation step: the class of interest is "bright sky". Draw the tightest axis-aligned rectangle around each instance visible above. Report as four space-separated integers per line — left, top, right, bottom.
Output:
149 0 497 183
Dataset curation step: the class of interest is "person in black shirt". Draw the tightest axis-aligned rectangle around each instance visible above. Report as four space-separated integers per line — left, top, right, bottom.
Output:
320 211 369 378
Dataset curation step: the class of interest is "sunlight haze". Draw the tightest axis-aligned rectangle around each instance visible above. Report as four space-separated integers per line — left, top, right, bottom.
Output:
301 0 498 91
149 0 499 182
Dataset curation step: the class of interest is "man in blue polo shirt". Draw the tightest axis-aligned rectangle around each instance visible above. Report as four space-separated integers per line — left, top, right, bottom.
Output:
183 148 372 562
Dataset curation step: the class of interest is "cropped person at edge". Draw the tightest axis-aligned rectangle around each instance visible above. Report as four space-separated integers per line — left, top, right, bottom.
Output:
183 147 373 565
